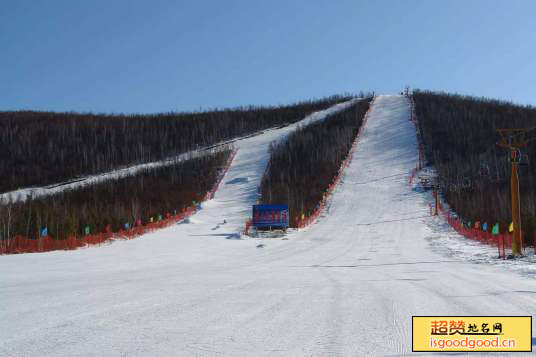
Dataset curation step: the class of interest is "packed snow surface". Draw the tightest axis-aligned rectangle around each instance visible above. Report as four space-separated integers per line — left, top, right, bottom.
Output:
1 96 536 356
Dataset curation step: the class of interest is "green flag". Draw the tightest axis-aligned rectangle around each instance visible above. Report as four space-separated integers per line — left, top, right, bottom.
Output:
158 214 162 221
84 226 90 235
492 223 499 235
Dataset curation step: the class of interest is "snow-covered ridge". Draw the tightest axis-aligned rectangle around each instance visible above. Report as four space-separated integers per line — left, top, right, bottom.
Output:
0 146 229 204
1 99 362 205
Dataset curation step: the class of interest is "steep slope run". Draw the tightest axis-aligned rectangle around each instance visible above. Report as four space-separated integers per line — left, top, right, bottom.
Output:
1 96 536 356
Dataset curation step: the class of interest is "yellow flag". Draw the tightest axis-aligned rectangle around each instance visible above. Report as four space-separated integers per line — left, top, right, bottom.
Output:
301 213 305 220
509 222 514 232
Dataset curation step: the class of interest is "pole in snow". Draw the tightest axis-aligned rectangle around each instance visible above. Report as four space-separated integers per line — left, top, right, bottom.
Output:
497 129 528 257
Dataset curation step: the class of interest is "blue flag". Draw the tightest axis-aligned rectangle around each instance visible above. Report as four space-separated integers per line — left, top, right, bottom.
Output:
482 222 488 231
124 222 130 230
40 227 48 237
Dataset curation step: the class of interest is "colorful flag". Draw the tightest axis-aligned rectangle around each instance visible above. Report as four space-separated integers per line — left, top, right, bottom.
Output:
40 227 48 237
492 223 499 235
508 222 514 233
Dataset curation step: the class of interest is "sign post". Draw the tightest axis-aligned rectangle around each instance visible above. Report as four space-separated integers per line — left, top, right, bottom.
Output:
252 204 289 230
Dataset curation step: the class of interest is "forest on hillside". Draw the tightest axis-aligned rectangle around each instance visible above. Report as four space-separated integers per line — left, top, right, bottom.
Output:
0 147 232 242
0 95 353 193
260 98 371 227
413 90 536 243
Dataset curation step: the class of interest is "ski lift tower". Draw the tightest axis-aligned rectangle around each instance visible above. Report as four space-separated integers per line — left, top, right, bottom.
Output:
497 128 528 257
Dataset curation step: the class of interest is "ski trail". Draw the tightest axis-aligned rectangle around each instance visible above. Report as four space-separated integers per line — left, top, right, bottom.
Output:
177 98 361 237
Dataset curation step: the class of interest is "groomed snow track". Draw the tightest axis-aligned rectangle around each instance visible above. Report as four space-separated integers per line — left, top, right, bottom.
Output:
1 96 536 356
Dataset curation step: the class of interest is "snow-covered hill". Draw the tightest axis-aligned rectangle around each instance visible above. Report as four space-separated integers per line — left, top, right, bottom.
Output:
1 96 535 356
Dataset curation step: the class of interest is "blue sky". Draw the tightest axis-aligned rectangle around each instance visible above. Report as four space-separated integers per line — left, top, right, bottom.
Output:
1 0 535 113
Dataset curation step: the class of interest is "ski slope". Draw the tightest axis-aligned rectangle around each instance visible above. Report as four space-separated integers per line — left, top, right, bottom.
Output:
1 95 536 356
